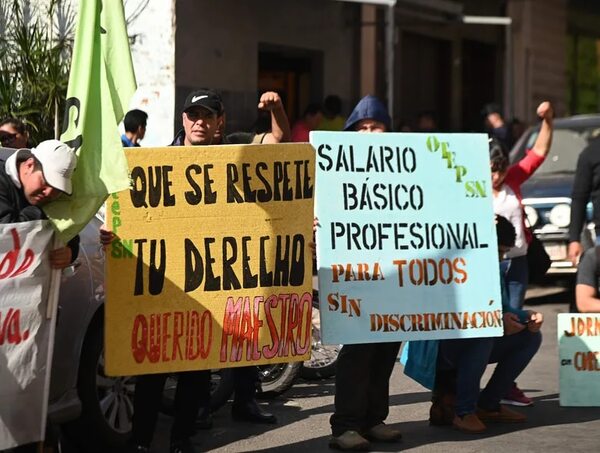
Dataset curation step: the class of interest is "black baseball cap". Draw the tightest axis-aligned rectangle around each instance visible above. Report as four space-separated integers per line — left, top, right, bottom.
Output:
182 89 224 115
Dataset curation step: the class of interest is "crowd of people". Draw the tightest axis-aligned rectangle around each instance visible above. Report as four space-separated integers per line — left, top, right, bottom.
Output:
3 86 600 453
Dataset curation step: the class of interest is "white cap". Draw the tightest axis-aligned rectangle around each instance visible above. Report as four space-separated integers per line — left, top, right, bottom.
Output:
22 140 77 195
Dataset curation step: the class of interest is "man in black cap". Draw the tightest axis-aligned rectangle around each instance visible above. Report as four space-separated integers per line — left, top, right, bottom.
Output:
121 89 290 453
172 88 288 428
172 88 290 146
176 89 289 427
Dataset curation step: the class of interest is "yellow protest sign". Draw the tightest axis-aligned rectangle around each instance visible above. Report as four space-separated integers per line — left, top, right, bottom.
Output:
105 144 314 376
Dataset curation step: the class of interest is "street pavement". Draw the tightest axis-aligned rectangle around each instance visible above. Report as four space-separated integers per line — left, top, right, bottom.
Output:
153 284 600 452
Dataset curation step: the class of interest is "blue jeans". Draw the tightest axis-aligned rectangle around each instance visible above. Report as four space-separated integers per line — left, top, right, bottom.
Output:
500 254 529 310
438 329 542 416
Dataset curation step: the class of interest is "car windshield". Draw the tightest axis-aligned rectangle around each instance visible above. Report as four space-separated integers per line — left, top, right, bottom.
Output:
524 125 600 174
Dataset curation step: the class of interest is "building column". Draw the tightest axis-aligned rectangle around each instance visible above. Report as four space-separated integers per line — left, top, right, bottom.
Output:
508 0 567 122
360 4 377 97
450 34 462 131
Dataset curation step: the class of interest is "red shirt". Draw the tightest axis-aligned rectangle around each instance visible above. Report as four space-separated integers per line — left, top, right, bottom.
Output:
291 120 311 142
503 149 546 243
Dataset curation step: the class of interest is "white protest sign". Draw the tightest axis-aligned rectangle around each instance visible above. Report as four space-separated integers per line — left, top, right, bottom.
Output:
558 313 600 406
0 221 55 450
312 131 502 344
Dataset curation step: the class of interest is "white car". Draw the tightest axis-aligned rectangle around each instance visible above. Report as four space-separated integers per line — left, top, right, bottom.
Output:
1 147 133 452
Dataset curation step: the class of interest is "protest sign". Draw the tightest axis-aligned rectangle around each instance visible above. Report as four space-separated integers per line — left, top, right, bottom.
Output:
558 313 600 406
0 221 55 450
105 144 314 376
312 131 503 344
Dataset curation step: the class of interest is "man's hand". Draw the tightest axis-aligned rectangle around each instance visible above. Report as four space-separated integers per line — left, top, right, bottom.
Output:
258 91 283 111
568 241 583 265
49 246 73 269
503 312 526 335
531 100 554 158
100 224 115 247
536 101 554 121
259 91 291 143
527 311 544 332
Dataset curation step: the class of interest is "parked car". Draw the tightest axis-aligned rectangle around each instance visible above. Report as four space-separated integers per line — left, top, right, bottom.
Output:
55 212 135 452
1 147 130 452
509 114 600 275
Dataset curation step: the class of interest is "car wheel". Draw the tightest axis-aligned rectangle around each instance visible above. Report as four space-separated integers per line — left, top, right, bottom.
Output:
65 317 133 452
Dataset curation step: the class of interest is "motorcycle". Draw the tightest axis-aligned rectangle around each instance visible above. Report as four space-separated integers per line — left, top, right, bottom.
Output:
300 303 341 380
161 292 341 412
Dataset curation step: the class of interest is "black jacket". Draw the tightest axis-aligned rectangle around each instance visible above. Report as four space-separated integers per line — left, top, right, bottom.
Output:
0 159 79 259
569 137 600 242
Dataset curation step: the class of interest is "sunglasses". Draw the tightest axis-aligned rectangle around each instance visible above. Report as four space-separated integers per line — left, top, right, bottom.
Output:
185 109 215 122
0 132 17 143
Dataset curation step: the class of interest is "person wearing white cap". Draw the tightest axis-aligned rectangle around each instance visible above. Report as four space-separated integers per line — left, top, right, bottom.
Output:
0 139 79 268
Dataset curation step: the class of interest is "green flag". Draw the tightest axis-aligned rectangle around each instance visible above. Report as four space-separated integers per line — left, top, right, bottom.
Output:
44 0 136 242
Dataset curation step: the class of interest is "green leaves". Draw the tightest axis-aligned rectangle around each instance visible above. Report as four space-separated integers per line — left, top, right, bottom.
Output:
0 0 74 144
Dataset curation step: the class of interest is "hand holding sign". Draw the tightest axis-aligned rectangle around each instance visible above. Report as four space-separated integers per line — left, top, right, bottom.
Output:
503 313 526 335
99 224 115 247
527 311 544 333
49 246 73 269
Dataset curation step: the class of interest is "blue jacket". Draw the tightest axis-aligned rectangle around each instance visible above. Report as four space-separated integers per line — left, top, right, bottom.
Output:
121 134 139 147
344 95 391 132
402 268 529 389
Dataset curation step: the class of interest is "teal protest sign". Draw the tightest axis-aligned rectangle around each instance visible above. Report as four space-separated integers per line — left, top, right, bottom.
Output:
311 131 503 344
558 314 600 406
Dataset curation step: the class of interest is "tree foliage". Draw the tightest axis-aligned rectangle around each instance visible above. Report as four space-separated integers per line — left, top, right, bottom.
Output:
0 0 75 145
567 34 600 115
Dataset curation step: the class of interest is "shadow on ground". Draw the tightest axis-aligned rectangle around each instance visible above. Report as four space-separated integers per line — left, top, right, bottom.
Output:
157 289 595 452
243 391 600 452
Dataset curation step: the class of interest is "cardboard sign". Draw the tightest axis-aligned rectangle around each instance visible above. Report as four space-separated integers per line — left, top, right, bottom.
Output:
0 221 54 450
558 313 600 406
312 131 503 344
105 144 314 376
